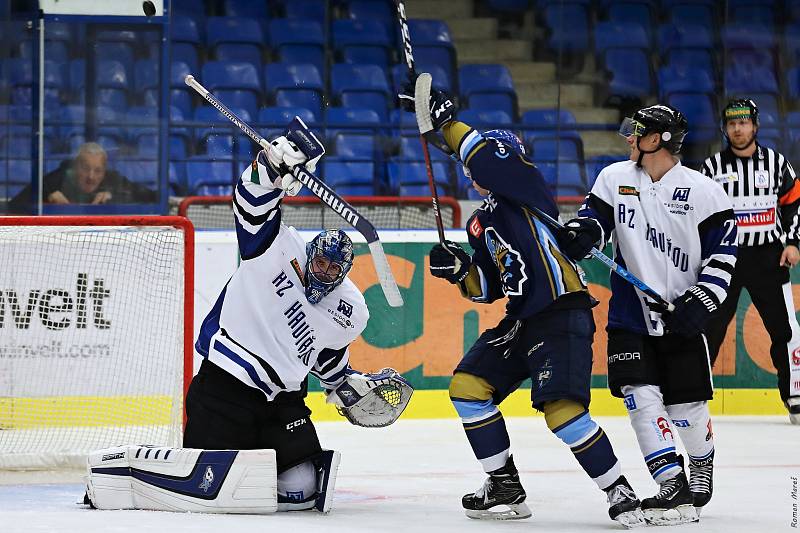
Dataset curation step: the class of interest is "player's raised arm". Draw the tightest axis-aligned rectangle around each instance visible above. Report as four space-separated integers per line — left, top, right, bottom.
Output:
233 135 322 260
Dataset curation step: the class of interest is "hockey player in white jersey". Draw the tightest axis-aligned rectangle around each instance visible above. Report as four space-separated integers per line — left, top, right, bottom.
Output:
178 127 411 512
557 105 737 525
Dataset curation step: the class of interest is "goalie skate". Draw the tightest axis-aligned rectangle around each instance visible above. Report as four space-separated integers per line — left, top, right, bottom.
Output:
462 456 531 520
605 476 645 529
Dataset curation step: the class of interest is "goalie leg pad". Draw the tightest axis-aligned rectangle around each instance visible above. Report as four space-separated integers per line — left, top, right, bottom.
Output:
86 445 277 514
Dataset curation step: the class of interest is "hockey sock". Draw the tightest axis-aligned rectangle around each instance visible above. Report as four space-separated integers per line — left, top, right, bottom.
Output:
450 373 510 472
665 401 714 463
543 399 621 490
621 385 682 483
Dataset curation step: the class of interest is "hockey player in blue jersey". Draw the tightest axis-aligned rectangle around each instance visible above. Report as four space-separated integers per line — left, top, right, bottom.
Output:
558 105 737 524
401 80 645 528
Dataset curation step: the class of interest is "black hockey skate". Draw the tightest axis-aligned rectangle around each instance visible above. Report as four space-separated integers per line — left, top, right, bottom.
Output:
641 461 699 526
462 455 532 520
688 451 714 515
604 476 645 529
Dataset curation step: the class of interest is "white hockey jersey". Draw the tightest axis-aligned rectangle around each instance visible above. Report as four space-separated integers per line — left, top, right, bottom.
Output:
195 154 369 399
579 160 737 335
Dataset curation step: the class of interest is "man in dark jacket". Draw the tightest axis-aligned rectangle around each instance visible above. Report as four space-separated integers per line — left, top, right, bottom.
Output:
9 142 156 212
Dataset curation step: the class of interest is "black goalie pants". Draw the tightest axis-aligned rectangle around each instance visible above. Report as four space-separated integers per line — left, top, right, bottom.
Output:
705 242 799 402
183 359 322 472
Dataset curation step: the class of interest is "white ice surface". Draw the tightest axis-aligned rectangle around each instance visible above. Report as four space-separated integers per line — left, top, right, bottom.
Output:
1 416 796 532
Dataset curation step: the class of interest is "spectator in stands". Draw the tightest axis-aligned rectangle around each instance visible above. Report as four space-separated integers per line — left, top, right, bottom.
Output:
8 142 156 213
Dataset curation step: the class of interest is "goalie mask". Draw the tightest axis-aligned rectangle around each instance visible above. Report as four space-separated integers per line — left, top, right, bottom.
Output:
304 229 354 304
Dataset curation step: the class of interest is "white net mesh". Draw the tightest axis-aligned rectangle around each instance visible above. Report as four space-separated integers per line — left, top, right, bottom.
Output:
0 220 188 469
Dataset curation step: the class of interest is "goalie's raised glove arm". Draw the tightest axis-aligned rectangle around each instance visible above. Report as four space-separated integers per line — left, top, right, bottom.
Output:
326 368 414 428
429 240 472 284
398 74 456 131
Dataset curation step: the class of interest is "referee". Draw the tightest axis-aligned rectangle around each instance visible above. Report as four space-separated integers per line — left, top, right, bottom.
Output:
701 99 800 425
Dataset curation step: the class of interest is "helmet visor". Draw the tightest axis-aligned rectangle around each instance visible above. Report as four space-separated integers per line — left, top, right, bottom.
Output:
618 117 647 138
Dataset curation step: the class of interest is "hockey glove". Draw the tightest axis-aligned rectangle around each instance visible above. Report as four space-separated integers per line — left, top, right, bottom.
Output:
556 218 603 261
662 285 719 338
428 88 456 131
262 135 319 196
429 240 471 283
326 368 414 428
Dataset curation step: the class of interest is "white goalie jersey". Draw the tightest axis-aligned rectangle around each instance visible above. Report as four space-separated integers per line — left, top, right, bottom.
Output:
579 160 738 335
195 156 369 398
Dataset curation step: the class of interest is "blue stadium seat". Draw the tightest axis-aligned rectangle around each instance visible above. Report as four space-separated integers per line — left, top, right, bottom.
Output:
408 19 453 45
201 61 262 118
486 0 531 12
334 134 376 159
193 105 253 145
331 64 391 120
168 61 194 116
96 42 135 78
69 59 129 111
585 155 625 187
458 64 517 118
553 161 587 198
396 135 450 161
789 67 800 101
134 59 158 93
530 137 583 166
284 0 326 25
264 63 323 100
18 40 69 64
543 3 590 53
125 105 159 141
786 23 800 65
595 22 649 55
667 49 715 73
206 18 264 71
721 24 776 52
347 0 395 40
391 63 451 96
185 157 238 193
604 48 652 100
667 93 717 143
172 43 199 73
607 2 654 39
274 91 323 120
171 15 201 44
96 29 138 43
667 2 714 28
658 66 714 99
195 184 234 196
387 160 452 195
6 58 64 108
457 109 513 127
223 0 270 19
116 159 158 189
411 47 458 94
657 23 713 55
333 19 392 68
725 64 779 96
730 3 775 29
521 108 577 129
269 19 325 74
323 159 375 188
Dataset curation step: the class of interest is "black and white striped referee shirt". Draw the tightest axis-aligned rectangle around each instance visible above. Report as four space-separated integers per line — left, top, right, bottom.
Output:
701 143 800 247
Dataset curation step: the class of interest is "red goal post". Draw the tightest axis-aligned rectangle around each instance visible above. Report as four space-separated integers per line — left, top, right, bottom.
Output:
178 195 462 230
0 216 194 469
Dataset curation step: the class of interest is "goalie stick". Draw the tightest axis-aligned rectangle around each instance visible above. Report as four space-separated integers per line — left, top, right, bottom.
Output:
395 0 448 243
184 74 404 308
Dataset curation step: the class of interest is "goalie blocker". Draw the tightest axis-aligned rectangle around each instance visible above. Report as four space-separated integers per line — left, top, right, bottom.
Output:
84 445 340 514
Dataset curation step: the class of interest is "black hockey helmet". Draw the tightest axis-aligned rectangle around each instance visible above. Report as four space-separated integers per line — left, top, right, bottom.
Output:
618 104 688 155
721 98 759 129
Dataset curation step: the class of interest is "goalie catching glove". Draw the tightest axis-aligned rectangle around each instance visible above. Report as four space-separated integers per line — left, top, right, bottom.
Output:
326 368 413 428
261 135 322 196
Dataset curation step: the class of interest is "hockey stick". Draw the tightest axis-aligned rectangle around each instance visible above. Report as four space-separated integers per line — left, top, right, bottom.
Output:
395 0 449 243
184 75 404 307
529 205 675 312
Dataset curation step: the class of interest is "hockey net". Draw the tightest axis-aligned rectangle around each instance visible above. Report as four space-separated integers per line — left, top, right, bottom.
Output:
178 195 462 230
0 216 193 470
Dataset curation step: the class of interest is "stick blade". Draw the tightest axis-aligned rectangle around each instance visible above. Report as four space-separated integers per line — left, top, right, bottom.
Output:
414 73 434 134
367 241 404 307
